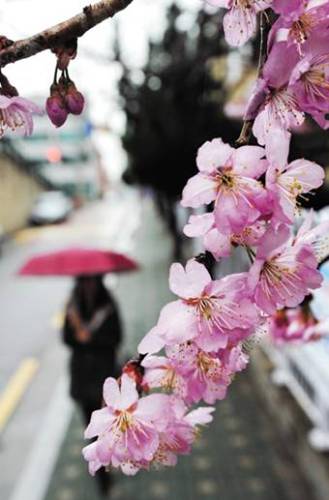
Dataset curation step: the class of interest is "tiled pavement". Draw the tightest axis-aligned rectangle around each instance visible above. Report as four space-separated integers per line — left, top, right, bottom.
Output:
43 194 312 500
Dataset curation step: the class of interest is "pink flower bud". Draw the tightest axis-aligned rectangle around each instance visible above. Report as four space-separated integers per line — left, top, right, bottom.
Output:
46 85 68 127
65 83 85 115
46 94 68 127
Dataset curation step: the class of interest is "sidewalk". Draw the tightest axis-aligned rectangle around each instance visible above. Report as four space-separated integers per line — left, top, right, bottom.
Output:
43 193 312 500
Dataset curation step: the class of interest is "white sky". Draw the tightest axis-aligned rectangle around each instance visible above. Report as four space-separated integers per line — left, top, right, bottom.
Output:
0 0 202 180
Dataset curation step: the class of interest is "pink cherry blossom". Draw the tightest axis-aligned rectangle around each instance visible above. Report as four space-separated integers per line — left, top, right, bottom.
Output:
84 380 215 475
269 307 319 344
251 88 304 161
82 441 104 476
293 212 329 263
152 397 214 468
248 224 322 314
83 374 170 474
142 354 189 398
270 1 329 48
207 0 272 47
272 0 305 17
139 260 258 354
84 1 329 479
142 340 249 410
289 52 329 128
169 342 248 404
246 42 304 160
181 139 268 235
0 95 42 137
266 150 324 224
290 53 329 111
184 212 266 260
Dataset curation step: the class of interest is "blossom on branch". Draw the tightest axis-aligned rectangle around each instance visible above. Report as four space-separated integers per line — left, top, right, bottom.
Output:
181 139 268 235
0 94 42 137
266 149 324 224
139 259 258 353
142 341 248 404
271 0 329 48
83 374 171 475
83 374 214 475
248 224 322 314
206 0 272 47
77 0 329 478
184 212 266 260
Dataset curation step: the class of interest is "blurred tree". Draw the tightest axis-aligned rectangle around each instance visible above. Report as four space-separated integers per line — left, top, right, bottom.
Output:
117 1 329 253
116 3 239 258
117 3 238 197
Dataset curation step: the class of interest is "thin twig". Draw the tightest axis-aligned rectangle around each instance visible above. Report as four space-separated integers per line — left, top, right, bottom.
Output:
236 11 268 146
257 12 266 74
0 0 133 68
236 120 253 146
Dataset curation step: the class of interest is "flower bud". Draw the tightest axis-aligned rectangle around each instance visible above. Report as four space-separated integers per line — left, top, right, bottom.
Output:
46 85 68 127
64 82 85 115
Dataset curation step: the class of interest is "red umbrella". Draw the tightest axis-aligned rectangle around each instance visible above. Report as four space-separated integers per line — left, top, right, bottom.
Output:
18 247 139 276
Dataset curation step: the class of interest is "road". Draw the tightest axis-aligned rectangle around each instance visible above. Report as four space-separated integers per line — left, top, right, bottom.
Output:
0 187 142 500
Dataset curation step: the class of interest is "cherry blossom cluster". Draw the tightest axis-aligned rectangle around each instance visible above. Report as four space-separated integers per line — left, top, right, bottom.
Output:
80 1 329 476
209 0 329 157
0 62 42 137
82 137 329 475
83 374 215 475
269 306 320 345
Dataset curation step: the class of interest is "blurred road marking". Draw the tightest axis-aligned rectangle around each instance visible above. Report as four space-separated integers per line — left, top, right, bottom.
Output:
0 358 39 433
9 376 72 500
51 310 64 330
14 227 55 244
14 224 135 245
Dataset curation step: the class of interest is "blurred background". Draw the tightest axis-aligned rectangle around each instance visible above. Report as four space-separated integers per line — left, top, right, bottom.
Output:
1 0 329 499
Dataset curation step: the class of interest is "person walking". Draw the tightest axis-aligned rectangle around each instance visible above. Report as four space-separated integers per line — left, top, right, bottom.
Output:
62 274 122 496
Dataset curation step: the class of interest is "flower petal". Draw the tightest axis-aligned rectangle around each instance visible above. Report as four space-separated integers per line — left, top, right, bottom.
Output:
204 228 231 259
103 377 121 409
183 213 214 238
169 260 211 299
284 159 324 191
84 408 113 439
223 6 257 47
119 374 139 410
181 174 217 208
196 138 233 173
232 145 266 178
158 300 198 344
138 326 165 355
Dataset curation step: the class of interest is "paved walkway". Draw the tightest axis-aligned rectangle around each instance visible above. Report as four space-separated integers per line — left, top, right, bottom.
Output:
43 193 311 500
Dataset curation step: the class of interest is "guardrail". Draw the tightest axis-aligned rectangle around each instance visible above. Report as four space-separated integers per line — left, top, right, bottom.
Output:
262 339 329 451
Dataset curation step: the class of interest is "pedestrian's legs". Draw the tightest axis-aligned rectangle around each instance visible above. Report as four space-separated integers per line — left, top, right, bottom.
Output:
79 401 113 496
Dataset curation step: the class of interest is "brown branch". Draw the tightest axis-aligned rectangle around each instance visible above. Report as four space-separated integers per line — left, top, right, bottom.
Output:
0 0 133 68
257 12 267 75
236 12 268 147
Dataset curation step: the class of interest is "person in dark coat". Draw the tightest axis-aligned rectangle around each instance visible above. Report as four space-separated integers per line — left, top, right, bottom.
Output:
62 274 122 495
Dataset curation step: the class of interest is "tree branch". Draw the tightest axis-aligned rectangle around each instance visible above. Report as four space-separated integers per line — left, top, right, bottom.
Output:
0 0 133 68
236 12 268 146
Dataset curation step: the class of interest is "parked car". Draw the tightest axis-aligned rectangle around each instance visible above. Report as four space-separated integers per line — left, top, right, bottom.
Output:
29 191 73 225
